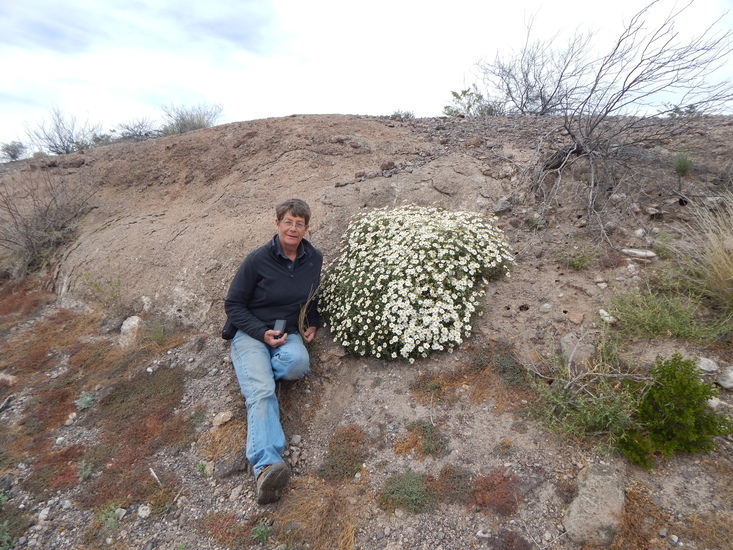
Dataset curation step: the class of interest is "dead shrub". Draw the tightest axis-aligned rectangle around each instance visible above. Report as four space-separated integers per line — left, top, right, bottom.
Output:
0 170 94 277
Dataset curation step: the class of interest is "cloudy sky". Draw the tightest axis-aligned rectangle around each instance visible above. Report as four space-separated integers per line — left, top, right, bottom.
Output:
1 0 732 147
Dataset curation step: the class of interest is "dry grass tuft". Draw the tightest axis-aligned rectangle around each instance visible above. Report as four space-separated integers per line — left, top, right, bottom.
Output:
275 473 364 550
197 418 247 464
677 191 733 313
430 464 474 504
610 483 668 550
0 277 55 326
672 511 733 550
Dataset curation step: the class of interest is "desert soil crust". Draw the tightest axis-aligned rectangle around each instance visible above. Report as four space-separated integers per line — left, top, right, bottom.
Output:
1 113 732 549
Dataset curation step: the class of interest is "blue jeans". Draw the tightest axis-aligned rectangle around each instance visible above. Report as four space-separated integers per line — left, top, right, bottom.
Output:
230 330 310 478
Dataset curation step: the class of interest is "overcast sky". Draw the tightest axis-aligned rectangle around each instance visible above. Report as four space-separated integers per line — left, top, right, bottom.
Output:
1 0 732 147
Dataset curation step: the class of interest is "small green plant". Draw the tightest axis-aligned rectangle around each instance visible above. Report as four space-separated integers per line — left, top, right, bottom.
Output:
531 331 646 450
652 230 674 260
82 261 123 312
378 469 436 513
75 391 95 411
0 521 12 550
96 503 121 530
77 459 94 481
443 85 501 117
197 462 210 478
148 322 168 346
398 420 449 457
554 242 600 270
674 153 693 192
251 520 271 543
390 110 414 120
321 205 513 361
619 352 733 468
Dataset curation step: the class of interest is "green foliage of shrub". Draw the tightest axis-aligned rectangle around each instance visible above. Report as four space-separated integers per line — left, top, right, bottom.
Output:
443 86 502 117
378 469 436 513
610 287 730 342
0 521 11 550
321 205 513 361
619 352 733 468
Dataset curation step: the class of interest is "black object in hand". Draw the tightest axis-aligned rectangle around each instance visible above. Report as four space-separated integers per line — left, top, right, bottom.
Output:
273 319 287 338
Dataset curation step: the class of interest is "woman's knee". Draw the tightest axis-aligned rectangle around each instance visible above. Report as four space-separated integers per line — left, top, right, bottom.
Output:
273 342 310 380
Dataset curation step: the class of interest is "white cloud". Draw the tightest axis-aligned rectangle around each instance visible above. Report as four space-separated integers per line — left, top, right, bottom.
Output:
1 0 731 146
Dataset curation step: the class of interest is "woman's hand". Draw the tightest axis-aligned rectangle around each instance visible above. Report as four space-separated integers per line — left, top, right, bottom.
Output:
302 326 317 343
263 330 287 347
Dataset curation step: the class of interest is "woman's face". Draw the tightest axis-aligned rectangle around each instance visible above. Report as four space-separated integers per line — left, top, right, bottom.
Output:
276 212 308 250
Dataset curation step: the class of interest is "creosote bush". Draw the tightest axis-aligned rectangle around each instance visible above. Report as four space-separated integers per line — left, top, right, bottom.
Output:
321 205 513 361
619 352 733 468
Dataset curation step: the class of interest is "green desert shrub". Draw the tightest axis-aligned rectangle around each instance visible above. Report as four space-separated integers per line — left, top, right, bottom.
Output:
321 205 513 361
619 352 733 468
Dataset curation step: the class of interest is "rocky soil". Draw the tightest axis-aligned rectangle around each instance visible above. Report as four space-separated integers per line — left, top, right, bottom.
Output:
1 113 732 550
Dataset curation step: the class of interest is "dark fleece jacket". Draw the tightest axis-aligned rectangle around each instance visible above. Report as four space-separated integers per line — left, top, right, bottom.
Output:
224 235 322 342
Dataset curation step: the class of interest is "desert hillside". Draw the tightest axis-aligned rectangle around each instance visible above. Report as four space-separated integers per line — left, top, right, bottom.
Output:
1 114 732 550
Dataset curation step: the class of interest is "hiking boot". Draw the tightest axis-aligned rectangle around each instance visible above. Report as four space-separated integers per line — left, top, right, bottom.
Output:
256 461 290 504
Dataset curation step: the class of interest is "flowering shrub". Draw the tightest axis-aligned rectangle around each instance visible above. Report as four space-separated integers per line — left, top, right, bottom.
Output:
321 205 513 361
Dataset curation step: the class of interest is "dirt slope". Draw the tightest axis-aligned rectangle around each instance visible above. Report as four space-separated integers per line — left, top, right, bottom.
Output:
1 114 732 550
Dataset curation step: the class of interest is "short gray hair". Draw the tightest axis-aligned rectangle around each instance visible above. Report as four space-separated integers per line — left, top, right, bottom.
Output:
276 198 311 225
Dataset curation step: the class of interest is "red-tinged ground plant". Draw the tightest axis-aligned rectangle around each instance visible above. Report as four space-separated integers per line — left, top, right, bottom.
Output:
471 467 523 516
